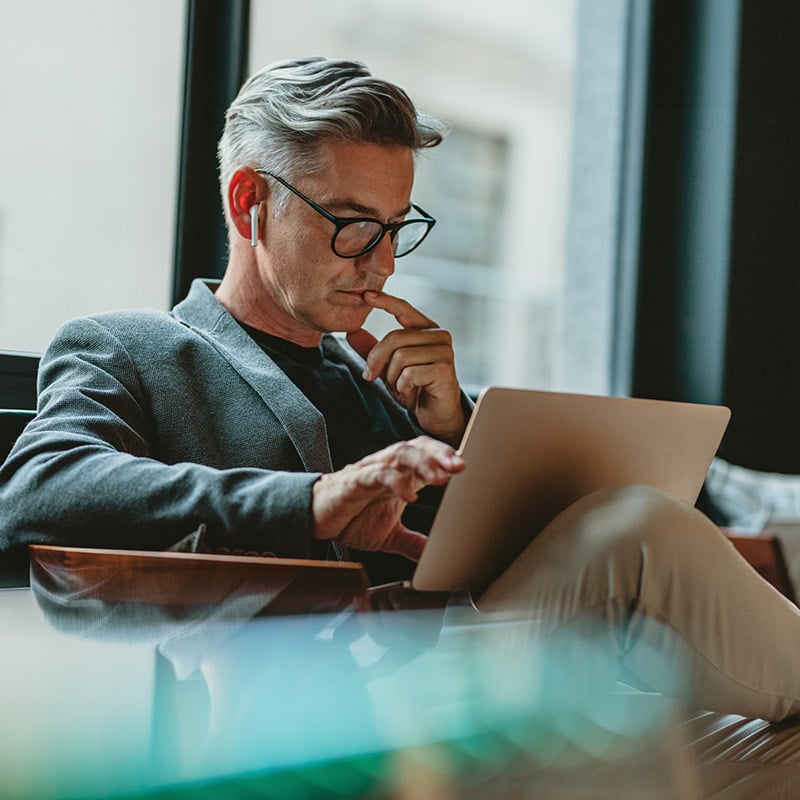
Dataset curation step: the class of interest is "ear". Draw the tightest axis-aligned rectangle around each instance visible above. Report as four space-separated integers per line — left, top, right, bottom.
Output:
228 168 265 244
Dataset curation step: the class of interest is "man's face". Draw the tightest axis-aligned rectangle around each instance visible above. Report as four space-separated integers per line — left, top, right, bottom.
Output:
257 140 415 344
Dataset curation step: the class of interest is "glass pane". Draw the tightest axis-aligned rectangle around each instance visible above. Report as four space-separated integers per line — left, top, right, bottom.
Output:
249 0 577 392
0 0 185 354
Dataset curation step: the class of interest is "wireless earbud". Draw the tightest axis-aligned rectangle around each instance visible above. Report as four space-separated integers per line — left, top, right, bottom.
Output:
249 204 260 247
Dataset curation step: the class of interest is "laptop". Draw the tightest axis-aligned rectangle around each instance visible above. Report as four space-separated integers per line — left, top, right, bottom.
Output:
411 387 731 594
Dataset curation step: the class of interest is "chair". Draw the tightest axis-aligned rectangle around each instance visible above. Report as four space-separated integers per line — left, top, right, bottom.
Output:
0 408 37 587
0 349 39 587
0 408 36 462
699 470 797 602
0 351 39 409
723 531 796 603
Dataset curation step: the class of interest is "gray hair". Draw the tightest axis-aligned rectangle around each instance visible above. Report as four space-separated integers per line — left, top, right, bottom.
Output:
217 56 448 227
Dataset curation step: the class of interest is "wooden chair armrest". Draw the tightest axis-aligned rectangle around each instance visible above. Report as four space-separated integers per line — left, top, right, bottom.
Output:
721 529 796 603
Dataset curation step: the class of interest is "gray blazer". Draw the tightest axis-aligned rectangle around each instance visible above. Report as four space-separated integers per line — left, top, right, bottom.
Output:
0 280 423 556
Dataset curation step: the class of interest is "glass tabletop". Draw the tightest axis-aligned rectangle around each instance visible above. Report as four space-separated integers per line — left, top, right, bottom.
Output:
0 559 694 800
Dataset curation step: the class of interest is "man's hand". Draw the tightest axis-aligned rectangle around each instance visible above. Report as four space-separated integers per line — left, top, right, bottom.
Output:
311 436 464 561
346 291 467 447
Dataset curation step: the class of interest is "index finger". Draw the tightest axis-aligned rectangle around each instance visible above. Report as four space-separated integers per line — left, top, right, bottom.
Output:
362 436 465 482
363 290 437 330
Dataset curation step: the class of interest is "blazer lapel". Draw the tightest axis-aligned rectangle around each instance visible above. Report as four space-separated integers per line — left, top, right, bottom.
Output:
173 280 333 473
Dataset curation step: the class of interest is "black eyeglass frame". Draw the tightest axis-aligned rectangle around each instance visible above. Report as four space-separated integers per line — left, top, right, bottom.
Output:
256 170 436 259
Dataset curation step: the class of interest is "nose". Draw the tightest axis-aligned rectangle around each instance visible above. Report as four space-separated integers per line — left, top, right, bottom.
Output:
355 234 395 278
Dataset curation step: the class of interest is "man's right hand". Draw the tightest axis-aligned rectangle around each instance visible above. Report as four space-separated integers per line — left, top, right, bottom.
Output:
311 436 464 562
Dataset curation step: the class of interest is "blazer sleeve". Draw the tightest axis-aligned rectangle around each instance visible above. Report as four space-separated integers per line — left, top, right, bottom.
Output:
0 317 319 558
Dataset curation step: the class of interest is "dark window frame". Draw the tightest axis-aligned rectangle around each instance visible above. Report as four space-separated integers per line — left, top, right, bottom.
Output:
172 0 250 304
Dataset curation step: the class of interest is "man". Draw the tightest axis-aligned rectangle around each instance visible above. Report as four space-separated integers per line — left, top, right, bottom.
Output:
2 58 800 729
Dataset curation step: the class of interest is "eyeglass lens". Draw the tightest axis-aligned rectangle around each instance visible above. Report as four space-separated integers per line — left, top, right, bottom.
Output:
334 220 430 258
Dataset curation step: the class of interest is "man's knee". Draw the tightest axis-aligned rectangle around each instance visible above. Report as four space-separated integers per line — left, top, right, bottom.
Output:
546 484 725 567
479 484 728 614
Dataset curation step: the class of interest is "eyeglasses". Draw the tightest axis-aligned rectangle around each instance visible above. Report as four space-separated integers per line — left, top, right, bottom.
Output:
256 170 436 258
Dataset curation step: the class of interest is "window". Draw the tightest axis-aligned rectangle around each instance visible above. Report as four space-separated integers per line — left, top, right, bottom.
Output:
0 0 185 354
1 0 635 400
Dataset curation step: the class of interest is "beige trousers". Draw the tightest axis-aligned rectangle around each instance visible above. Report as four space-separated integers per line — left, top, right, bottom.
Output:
465 485 800 796
477 484 800 723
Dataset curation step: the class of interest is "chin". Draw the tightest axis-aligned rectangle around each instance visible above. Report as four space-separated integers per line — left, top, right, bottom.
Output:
325 310 371 334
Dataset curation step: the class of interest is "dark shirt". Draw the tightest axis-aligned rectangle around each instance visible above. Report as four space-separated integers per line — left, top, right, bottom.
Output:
240 324 444 584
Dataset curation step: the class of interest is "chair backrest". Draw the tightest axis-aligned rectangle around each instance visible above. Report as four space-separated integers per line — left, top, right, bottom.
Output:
1 408 36 462
0 351 39 409
0 409 36 588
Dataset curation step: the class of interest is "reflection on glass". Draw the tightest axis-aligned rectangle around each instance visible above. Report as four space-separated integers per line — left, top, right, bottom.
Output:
5 544 701 799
